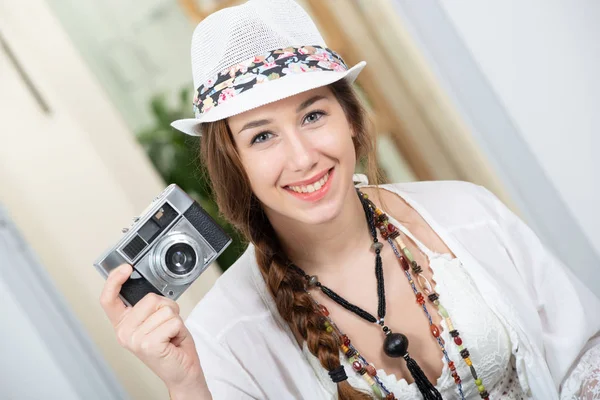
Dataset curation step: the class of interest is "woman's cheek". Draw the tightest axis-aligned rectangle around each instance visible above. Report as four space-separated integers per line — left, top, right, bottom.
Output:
246 151 282 186
318 128 354 155
310 127 337 149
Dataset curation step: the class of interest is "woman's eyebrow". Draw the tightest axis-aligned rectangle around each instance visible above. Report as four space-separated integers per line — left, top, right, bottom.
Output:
237 119 272 135
296 95 327 113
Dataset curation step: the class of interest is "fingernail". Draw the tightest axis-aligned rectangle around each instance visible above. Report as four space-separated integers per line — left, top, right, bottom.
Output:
120 265 132 275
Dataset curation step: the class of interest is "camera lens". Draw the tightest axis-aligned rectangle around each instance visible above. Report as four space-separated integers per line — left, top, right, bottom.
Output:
149 230 206 285
164 243 197 275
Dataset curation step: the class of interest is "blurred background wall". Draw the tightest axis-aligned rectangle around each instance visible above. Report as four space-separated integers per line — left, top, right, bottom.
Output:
0 1 220 398
440 0 600 258
0 0 598 399
391 0 600 292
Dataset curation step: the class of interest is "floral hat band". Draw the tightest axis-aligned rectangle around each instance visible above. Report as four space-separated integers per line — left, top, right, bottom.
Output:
171 0 367 137
192 45 349 117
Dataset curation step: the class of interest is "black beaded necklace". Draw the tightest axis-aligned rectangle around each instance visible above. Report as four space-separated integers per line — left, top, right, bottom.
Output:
291 189 443 400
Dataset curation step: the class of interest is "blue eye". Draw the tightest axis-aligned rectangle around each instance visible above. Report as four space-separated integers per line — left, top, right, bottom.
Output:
251 131 273 145
303 110 326 125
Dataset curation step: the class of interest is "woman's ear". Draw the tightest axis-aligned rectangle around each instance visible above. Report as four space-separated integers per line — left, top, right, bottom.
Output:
347 122 357 138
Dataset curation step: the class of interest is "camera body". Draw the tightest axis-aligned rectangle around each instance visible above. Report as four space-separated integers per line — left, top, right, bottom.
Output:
94 184 231 306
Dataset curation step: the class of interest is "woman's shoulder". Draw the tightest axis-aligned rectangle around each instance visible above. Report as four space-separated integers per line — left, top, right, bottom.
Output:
185 244 275 340
370 179 501 225
382 179 490 200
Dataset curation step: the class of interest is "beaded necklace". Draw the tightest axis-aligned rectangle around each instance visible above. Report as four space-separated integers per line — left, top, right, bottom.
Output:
292 189 490 400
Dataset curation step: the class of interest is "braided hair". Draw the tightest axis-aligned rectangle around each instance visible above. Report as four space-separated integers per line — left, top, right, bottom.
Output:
199 79 381 399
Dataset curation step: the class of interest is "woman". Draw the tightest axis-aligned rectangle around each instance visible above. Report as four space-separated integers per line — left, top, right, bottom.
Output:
99 0 600 399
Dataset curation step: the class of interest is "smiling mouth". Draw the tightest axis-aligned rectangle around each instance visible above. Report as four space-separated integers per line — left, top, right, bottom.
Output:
285 168 332 194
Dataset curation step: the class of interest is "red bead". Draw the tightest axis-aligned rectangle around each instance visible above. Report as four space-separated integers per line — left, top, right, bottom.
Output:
352 361 362 371
400 256 410 271
454 336 463 346
387 223 396 233
452 370 461 384
342 335 350 346
448 361 455 371
365 364 377 376
319 304 329 316
430 324 440 338
416 293 425 305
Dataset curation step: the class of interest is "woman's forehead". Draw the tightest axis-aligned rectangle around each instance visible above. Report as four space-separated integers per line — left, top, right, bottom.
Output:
228 86 333 127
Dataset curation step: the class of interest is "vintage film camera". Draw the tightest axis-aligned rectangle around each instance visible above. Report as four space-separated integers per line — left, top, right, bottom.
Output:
94 184 231 306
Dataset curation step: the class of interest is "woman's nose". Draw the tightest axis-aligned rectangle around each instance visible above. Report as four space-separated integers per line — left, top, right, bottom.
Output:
284 129 318 172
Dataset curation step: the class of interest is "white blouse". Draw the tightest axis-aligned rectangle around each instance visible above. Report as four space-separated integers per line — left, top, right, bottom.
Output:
185 179 600 399
305 215 526 399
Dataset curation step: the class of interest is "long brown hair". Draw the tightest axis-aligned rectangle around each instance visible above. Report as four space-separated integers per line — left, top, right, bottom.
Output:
199 79 380 399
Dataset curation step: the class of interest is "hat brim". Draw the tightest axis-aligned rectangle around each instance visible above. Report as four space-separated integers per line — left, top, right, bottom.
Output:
170 61 367 137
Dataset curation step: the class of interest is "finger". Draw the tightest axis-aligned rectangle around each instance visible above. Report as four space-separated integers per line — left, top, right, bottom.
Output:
99 264 133 326
146 317 188 352
134 317 185 358
129 307 179 352
137 304 180 336
118 293 179 338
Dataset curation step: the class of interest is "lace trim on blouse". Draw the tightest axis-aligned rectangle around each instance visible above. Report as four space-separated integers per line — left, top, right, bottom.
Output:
303 215 528 398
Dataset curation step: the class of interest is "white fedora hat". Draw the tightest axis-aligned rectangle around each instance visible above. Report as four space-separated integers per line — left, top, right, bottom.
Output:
170 0 367 136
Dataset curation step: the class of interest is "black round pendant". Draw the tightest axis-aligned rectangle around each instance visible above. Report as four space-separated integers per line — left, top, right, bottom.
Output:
383 332 409 358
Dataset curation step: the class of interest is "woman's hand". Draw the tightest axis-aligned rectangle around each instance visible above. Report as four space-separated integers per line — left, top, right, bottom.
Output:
99 264 211 398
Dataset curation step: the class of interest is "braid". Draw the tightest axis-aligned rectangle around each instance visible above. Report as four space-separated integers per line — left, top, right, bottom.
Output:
248 201 371 400
199 79 382 399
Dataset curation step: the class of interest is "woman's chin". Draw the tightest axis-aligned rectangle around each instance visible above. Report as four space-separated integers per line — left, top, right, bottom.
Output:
289 199 343 226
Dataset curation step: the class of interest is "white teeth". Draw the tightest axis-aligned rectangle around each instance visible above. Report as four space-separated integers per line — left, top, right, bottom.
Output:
288 170 331 193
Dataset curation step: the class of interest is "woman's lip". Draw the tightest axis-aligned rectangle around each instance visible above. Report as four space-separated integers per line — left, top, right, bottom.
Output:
284 168 331 188
283 168 334 202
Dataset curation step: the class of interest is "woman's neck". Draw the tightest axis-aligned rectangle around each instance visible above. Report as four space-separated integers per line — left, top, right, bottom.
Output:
267 186 373 276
